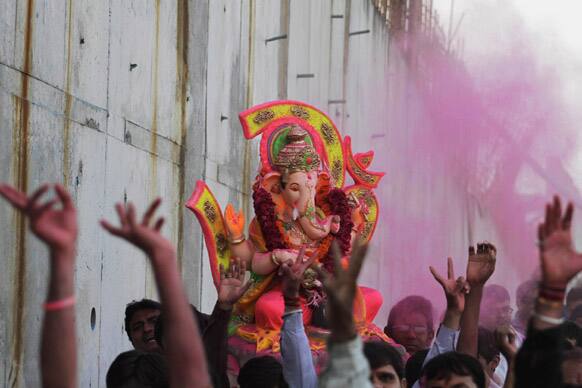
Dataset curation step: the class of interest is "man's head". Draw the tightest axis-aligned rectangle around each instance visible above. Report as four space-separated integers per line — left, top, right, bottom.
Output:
237 356 288 388
479 285 512 331
363 341 406 388
421 352 485 388
477 327 500 384
125 299 162 352
106 350 168 388
385 295 434 354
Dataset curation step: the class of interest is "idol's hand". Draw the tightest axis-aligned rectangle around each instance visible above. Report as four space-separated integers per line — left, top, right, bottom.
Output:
224 204 245 240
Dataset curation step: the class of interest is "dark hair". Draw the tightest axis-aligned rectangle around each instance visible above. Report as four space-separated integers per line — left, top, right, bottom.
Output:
477 327 500 362
483 284 510 303
387 295 434 332
363 341 405 379
106 350 168 388
124 299 161 341
405 348 429 386
237 356 288 388
421 352 486 388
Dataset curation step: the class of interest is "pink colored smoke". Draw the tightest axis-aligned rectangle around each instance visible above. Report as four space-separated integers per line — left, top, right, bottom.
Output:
360 2 582 323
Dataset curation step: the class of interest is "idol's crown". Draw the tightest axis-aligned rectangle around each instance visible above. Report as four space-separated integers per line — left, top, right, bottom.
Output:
274 125 321 174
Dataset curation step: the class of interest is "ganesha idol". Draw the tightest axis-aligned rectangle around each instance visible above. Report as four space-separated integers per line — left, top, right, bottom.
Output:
186 100 399 369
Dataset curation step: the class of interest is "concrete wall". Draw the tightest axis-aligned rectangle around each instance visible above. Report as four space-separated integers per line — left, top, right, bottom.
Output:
3 0 559 386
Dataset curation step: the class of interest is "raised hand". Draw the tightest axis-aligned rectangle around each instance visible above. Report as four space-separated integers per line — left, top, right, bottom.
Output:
217 257 251 309
430 257 470 315
279 246 315 300
494 325 518 360
466 242 496 287
316 238 368 343
0 183 77 254
224 204 245 240
100 198 173 257
538 196 582 288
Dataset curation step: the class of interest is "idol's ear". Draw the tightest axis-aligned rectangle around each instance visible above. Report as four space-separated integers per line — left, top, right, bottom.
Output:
262 171 282 194
315 171 332 200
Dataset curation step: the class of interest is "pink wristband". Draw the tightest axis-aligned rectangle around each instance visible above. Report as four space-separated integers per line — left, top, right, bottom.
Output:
43 295 76 311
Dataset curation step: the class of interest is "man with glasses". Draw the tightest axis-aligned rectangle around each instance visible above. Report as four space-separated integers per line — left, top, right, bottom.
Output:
385 295 435 355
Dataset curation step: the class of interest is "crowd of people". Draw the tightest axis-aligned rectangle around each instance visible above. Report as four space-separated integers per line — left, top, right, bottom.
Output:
1 182 581 388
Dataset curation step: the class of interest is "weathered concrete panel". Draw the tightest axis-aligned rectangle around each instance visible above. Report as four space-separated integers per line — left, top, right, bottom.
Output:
0 90 17 387
179 0 209 306
0 0 17 66
287 0 332 106
68 120 107 388
98 136 157 384
14 0 67 89
69 0 110 107
108 0 157 130
252 0 289 102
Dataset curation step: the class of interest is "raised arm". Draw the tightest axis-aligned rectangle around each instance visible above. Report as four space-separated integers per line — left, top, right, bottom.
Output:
515 196 582 387
534 196 581 331
417 257 471 369
101 199 211 388
430 257 470 331
457 242 496 357
317 239 373 388
204 258 250 388
495 325 518 388
279 246 318 388
0 183 78 388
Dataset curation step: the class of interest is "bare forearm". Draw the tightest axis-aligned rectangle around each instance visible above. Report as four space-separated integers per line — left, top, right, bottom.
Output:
150 249 210 387
41 249 77 388
457 286 483 356
328 306 357 344
442 309 462 331
252 251 278 275
229 240 254 266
